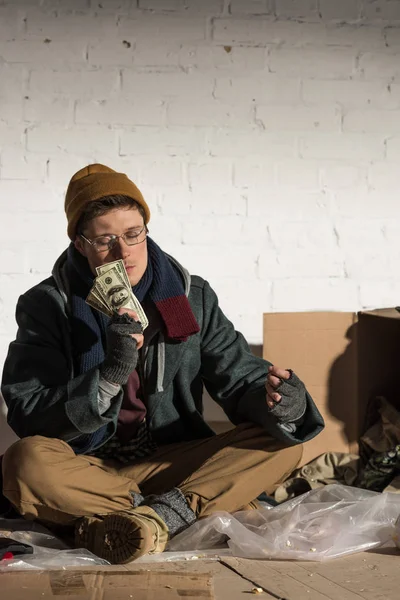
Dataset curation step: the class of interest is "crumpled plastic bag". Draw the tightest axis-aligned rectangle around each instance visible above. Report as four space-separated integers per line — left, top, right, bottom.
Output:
168 484 400 561
0 519 109 569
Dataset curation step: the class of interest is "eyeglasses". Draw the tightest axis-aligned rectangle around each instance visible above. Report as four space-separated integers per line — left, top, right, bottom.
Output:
80 225 148 253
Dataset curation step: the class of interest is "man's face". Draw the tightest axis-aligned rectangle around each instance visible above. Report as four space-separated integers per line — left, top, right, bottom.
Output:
75 206 148 286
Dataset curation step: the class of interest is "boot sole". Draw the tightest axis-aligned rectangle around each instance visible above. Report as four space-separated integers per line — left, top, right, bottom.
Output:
76 512 156 565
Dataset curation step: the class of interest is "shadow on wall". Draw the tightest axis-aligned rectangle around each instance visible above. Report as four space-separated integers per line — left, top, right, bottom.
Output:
327 324 359 447
328 314 400 446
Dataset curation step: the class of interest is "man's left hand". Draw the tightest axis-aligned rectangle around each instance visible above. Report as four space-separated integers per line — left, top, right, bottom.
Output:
265 365 290 409
265 365 307 423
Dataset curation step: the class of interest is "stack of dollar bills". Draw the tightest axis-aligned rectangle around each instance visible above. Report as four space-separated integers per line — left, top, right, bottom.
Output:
86 259 148 329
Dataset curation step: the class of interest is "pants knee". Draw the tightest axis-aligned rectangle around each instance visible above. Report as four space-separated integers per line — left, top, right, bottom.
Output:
2 436 71 503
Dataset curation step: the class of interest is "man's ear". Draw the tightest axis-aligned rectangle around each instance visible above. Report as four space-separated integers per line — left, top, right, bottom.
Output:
74 236 87 257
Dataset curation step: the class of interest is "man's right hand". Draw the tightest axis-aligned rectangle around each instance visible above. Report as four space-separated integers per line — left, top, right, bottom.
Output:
117 308 144 350
100 310 144 386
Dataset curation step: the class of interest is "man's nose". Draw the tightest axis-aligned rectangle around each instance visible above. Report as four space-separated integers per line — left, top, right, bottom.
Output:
112 237 130 258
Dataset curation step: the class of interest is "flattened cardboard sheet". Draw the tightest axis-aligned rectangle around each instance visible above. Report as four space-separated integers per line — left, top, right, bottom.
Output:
0 569 214 600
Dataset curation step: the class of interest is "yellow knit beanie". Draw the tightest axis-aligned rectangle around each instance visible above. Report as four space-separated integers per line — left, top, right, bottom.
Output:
64 163 151 240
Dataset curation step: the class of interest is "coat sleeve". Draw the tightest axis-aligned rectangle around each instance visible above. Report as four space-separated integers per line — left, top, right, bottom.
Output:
1 288 122 441
199 280 324 445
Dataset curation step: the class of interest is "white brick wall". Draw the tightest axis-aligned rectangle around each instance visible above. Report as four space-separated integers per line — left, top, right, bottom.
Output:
1 0 400 388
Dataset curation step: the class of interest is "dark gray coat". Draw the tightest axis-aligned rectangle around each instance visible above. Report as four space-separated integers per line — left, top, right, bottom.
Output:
1 252 324 453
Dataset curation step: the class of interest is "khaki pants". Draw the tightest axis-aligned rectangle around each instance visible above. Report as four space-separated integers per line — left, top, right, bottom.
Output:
2 423 302 526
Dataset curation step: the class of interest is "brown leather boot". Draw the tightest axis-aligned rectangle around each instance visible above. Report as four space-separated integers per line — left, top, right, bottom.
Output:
75 505 169 564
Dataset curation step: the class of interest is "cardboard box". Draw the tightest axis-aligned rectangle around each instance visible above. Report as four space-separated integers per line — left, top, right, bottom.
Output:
0 569 214 600
263 309 400 466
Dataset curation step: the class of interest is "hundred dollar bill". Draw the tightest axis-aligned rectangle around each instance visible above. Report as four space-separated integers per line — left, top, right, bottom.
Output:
92 285 112 310
94 266 149 329
96 260 148 329
86 289 113 317
130 295 148 330
96 260 130 288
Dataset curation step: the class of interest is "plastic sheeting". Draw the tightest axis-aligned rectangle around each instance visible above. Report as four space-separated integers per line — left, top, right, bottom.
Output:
2 485 400 567
168 484 400 561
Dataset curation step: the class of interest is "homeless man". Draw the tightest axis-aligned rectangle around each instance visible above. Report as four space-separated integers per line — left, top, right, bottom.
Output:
1 164 324 564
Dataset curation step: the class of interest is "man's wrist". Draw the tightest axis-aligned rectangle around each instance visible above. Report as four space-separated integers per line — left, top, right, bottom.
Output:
100 360 134 386
98 377 121 415
99 377 121 392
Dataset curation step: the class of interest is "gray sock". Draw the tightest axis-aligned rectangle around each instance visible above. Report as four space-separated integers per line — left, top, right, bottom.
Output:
130 491 144 508
141 488 196 537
